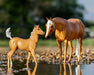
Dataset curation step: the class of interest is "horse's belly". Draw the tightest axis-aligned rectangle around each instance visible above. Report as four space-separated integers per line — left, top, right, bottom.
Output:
18 41 29 51
55 31 79 41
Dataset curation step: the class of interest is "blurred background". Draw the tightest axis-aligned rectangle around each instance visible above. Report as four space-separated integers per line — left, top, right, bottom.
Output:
0 0 94 47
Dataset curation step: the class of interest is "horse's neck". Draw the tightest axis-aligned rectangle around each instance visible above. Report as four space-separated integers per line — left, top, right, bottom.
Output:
53 18 67 31
30 31 39 43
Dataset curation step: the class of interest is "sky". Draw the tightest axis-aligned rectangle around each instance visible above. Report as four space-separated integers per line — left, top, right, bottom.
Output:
78 0 94 21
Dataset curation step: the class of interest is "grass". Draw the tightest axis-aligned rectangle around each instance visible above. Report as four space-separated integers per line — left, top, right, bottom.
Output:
0 39 9 47
0 38 94 47
38 38 94 47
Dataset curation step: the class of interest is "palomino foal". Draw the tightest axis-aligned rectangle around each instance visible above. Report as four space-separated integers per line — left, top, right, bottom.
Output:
6 25 45 68
45 17 85 63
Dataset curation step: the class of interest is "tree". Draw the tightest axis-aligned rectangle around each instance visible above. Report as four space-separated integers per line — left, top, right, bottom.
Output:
0 0 84 38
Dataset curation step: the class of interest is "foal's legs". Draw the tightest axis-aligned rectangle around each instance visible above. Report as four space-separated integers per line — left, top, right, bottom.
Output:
7 49 16 68
64 40 68 63
56 40 62 63
26 52 31 68
31 50 37 66
78 38 82 62
68 41 73 63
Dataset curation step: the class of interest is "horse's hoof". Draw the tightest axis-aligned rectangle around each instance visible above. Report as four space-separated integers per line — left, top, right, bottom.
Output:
68 60 71 63
63 61 66 64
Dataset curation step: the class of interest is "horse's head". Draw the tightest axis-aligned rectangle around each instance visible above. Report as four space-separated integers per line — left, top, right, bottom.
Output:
45 17 55 38
34 25 45 35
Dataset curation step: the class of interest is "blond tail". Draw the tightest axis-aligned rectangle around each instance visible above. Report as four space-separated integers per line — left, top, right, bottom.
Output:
76 39 79 59
6 27 12 39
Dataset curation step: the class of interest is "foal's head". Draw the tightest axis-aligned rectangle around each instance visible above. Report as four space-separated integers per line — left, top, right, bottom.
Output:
45 17 55 38
34 25 45 35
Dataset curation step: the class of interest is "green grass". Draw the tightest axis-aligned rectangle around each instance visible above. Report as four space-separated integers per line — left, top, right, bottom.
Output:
38 38 94 47
38 39 57 46
82 38 94 46
0 39 9 47
0 38 94 47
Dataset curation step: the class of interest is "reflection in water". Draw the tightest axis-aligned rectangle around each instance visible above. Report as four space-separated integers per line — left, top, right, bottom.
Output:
75 65 81 75
27 64 37 75
1 59 94 75
59 63 81 75
7 68 14 75
7 61 37 75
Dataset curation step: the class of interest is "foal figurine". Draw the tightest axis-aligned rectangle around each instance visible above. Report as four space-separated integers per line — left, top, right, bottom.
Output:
6 25 45 68
45 17 85 63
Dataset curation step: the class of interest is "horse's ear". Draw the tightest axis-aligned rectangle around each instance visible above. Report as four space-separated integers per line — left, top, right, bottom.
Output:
51 19 53 22
50 17 52 20
46 17 49 21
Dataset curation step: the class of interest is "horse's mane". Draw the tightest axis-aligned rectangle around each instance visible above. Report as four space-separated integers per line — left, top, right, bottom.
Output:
52 17 68 30
53 17 68 26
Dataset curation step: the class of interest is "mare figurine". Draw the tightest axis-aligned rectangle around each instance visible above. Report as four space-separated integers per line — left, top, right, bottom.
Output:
6 25 45 68
45 17 85 63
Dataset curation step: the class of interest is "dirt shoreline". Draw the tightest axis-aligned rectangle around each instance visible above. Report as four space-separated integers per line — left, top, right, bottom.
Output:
0 46 94 64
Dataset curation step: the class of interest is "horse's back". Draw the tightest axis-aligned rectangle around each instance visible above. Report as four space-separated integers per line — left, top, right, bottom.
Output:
9 37 29 50
68 18 85 38
68 18 85 29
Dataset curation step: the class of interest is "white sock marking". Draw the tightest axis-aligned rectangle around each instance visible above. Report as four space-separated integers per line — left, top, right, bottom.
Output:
10 61 12 68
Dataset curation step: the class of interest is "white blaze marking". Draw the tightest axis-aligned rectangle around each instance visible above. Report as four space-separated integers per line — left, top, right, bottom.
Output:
45 20 54 36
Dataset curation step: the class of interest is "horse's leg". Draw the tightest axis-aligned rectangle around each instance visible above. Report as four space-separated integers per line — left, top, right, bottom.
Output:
7 53 10 69
26 52 31 68
56 40 62 63
31 50 37 66
7 50 15 68
64 40 68 63
78 38 82 62
68 41 73 63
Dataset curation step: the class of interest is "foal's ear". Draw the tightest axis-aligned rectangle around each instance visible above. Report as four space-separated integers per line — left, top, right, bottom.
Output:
37 25 39 28
46 17 49 21
34 24 37 27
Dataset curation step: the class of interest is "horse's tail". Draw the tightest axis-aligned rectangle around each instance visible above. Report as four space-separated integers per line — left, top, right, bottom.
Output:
75 39 79 59
6 27 12 39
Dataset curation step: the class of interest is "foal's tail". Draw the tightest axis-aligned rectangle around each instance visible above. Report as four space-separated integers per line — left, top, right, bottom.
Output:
75 39 79 58
6 27 12 39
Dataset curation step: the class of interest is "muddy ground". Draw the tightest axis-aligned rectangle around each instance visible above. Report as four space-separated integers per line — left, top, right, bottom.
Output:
0 46 94 64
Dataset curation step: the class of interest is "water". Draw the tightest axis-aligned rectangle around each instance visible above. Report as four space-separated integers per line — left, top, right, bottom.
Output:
0 59 94 75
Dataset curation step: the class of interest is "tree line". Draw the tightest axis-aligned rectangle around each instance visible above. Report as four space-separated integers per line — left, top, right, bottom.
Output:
0 0 85 38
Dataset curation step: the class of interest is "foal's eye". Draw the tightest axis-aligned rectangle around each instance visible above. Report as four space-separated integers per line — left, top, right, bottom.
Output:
37 29 39 30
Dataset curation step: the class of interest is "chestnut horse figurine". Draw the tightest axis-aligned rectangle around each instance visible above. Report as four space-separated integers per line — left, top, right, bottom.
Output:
45 17 85 63
6 25 45 68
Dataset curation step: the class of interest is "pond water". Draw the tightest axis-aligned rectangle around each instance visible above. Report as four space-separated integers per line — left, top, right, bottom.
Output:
0 59 94 75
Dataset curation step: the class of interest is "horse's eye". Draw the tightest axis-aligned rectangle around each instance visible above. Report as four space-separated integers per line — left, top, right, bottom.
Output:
51 26 53 28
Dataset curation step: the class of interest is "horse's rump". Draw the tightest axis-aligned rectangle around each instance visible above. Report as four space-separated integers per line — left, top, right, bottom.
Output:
68 18 85 38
